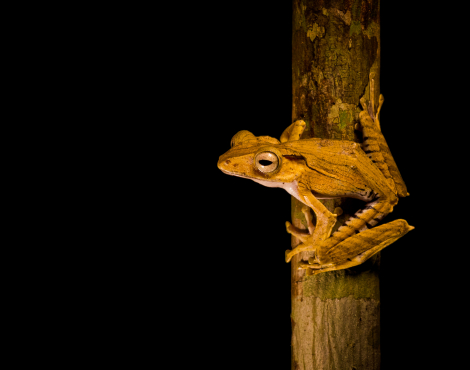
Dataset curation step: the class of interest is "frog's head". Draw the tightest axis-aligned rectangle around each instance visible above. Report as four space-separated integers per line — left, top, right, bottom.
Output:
218 130 304 184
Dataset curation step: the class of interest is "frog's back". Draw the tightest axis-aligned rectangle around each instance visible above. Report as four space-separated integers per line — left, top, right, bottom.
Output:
281 138 358 158
280 138 364 183
282 137 403 198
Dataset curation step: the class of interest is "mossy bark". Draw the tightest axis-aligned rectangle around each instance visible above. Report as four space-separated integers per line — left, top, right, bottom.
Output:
291 1 381 369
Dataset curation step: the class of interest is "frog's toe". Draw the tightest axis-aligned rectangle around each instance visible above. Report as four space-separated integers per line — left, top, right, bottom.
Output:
298 262 325 276
285 249 296 263
285 248 301 263
285 221 310 243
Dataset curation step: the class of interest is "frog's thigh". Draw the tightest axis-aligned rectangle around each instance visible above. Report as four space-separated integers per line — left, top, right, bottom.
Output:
354 150 395 201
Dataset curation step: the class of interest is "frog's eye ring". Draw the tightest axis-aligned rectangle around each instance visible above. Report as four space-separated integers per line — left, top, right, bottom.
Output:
255 151 279 173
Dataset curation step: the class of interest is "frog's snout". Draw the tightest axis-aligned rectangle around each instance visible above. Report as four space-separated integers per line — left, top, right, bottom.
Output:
217 157 234 175
217 157 228 171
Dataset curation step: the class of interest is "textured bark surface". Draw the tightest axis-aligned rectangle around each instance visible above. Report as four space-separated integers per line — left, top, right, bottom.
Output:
291 1 381 369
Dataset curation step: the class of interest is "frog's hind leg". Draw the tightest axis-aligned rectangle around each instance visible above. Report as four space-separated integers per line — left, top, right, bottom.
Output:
321 196 392 253
356 202 388 232
299 219 414 275
357 73 408 197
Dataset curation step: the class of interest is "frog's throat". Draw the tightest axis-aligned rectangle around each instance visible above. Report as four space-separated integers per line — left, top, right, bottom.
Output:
250 178 303 203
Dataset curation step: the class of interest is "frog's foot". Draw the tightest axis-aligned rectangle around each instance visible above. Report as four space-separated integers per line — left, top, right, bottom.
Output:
356 72 384 132
285 206 315 243
298 219 414 275
285 240 317 263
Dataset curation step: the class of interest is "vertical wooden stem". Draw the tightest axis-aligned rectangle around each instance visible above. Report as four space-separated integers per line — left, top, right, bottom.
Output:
291 1 381 369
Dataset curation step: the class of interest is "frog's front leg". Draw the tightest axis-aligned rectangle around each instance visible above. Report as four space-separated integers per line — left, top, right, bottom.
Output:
285 182 337 262
280 120 306 143
285 205 315 243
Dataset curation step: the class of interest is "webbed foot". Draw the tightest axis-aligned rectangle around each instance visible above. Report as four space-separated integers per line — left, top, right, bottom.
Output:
298 219 414 275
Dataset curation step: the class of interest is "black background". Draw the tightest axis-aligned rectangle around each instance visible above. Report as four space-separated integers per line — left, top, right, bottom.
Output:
81 1 461 369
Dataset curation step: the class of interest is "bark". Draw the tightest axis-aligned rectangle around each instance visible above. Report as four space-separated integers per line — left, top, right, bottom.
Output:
291 1 381 369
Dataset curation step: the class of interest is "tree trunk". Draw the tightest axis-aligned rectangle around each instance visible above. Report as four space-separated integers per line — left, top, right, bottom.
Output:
291 1 381 369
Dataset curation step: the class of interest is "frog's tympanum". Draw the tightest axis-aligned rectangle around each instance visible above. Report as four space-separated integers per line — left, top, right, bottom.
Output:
217 79 414 275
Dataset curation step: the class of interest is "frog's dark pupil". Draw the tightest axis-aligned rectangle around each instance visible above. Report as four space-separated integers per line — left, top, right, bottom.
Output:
259 160 273 166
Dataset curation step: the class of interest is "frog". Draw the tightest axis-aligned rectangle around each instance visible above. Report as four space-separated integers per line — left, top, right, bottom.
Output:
217 74 414 275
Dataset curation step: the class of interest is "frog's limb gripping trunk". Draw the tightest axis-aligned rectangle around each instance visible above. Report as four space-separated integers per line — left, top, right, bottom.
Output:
285 195 392 263
324 197 391 251
298 219 414 275
285 206 316 245
280 120 306 143
285 221 310 243
285 83 411 267
359 73 407 198
284 191 337 262
285 75 412 270
301 205 315 234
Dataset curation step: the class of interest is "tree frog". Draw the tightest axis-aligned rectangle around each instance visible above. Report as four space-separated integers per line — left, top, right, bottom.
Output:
217 77 413 275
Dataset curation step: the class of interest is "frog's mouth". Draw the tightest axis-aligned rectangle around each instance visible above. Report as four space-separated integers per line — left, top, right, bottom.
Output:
217 168 253 180
310 190 342 200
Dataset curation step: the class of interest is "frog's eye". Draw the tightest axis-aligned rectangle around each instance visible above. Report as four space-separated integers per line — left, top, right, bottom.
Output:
255 151 279 173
